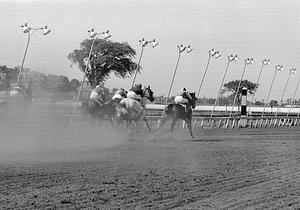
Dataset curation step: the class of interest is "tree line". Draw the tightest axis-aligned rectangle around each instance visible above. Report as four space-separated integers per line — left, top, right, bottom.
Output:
0 65 81 93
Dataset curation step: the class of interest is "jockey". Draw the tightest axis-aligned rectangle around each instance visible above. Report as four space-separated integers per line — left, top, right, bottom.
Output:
127 84 143 102
174 88 193 112
89 85 104 109
130 84 144 97
122 84 144 115
112 88 127 103
126 90 142 101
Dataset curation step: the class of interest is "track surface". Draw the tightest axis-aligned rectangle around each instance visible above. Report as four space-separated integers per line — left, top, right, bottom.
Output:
0 103 299 209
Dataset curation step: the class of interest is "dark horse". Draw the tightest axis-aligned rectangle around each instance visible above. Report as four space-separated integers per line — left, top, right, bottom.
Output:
81 99 116 126
115 85 155 131
158 92 197 138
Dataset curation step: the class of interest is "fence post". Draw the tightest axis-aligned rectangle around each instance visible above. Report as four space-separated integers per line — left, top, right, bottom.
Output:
239 87 248 128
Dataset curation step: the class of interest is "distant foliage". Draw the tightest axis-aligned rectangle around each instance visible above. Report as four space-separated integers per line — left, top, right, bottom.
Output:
40 75 70 92
223 80 257 103
68 38 138 88
69 79 81 92
0 65 18 90
270 100 278 107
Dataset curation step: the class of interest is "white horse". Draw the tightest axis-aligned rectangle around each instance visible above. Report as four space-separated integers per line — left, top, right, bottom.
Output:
115 86 154 131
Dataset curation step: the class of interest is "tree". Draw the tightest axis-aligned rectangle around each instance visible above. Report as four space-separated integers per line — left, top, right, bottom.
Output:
41 75 70 92
223 80 257 104
254 100 262 106
0 65 19 89
56 76 70 92
68 38 138 88
69 79 81 92
270 100 278 107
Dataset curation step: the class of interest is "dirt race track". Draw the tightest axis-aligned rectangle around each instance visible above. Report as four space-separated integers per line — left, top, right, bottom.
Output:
0 103 299 209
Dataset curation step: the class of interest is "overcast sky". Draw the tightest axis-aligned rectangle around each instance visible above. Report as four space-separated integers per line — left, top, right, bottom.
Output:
1 0 300 100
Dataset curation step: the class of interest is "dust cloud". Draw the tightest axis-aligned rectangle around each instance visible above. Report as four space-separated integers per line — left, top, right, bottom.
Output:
0 102 126 163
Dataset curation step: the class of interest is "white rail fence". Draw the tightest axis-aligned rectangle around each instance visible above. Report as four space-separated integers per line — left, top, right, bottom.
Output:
45 102 300 129
144 104 300 129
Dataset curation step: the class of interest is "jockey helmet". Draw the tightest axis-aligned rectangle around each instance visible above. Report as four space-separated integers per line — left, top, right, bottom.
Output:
178 88 187 96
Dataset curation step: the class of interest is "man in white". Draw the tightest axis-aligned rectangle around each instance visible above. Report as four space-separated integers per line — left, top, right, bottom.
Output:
121 90 142 115
116 84 144 119
174 88 192 112
89 85 104 110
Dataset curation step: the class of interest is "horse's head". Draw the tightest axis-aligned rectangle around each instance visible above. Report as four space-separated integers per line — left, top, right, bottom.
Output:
143 85 155 102
188 92 197 109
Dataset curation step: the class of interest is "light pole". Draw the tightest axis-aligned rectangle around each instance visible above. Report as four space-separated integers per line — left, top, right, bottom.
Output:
131 38 158 87
201 54 238 130
261 65 283 116
74 28 111 107
229 58 254 117
16 23 51 86
210 54 238 117
248 59 271 115
275 68 296 117
70 28 111 126
162 44 193 115
196 49 221 100
287 72 299 117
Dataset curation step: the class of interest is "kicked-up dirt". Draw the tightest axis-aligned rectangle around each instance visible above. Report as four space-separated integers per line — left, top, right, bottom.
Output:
0 103 299 209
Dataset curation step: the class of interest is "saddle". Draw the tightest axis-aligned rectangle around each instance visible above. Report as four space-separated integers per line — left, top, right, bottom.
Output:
176 103 191 112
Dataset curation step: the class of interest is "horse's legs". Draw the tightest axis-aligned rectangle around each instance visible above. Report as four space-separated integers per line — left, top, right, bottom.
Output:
115 116 123 129
158 115 171 128
131 120 137 128
126 120 131 129
143 118 152 132
185 119 194 139
109 117 115 127
170 118 178 132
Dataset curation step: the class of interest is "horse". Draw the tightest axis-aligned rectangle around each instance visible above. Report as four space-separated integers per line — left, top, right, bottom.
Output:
158 92 197 139
81 99 116 126
115 85 154 131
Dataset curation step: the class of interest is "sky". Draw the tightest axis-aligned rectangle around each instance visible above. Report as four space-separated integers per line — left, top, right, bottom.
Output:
1 0 300 101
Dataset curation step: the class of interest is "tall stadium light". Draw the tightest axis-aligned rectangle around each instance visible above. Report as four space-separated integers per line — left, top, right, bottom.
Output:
248 59 271 115
229 58 254 117
210 54 238 118
75 28 111 95
196 49 221 100
275 68 296 117
131 38 158 87
261 65 283 116
287 74 300 117
162 44 193 116
76 28 112 103
70 28 112 126
16 23 51 86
